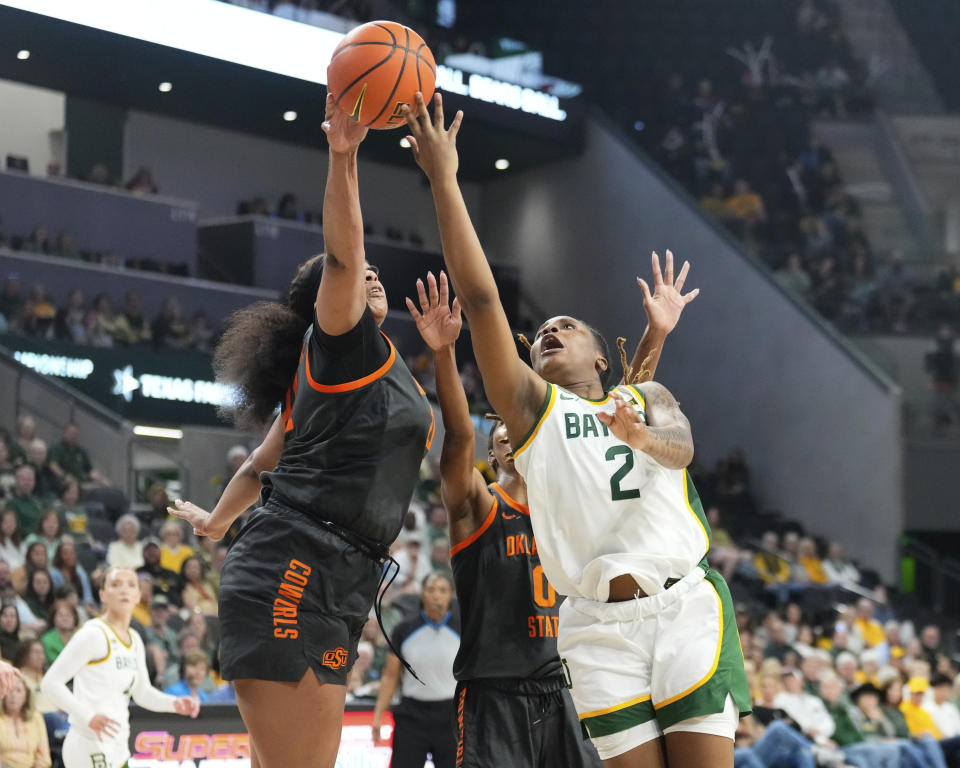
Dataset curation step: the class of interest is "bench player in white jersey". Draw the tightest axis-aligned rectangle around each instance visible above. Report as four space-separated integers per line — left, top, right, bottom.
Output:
42 567 200 768
403 93 751 767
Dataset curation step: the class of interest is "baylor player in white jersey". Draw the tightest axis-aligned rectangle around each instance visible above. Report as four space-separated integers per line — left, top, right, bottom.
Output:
404 92 750 767
42 567 200 768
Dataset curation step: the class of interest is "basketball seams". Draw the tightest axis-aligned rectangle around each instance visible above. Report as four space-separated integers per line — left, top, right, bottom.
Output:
415 43 436 75
364 26 411 127
334 47 397 111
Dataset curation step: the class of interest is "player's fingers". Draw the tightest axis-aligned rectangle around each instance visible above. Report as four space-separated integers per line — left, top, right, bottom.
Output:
438 270 450 308
404 136 419 155
636 277 652 303
664 249 674 284
415 91 431 128
449 110 464 139
404 297 421 321
651 251 664 286
426 271 439 307
402 104 422 136
683 288 700 304
433 91 444 129
415 278 429 312
675 260 689 292
597 411 613 426
451 296 462 321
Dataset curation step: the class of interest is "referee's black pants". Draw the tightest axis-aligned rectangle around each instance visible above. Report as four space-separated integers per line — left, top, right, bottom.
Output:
391 697 456 768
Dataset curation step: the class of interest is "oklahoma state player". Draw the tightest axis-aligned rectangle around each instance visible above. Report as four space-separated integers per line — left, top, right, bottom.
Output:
405 265 693 767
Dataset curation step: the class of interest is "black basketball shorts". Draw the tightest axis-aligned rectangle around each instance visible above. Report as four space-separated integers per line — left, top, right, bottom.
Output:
454 677 603 768
218 501 383 684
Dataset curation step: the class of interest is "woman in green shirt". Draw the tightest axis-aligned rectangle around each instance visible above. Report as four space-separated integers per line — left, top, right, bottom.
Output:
39 599 78 665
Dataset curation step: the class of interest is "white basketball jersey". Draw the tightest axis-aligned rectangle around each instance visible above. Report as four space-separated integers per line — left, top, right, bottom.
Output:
513 383 711 602
68 618 144 736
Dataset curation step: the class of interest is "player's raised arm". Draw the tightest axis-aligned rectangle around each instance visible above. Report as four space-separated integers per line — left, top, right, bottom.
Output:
169 414 284 540
316 93 370 335
406 271 493 541
404 93 546 442
625 250 700 384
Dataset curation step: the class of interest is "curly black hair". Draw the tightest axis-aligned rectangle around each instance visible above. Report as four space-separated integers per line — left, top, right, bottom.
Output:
213 255 325 430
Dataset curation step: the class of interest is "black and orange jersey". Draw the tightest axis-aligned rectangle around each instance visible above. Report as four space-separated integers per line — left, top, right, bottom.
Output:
262 307 434 546
451 483 564 682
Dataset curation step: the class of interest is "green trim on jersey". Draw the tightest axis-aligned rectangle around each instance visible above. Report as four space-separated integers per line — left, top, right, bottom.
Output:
581 696 657 739
683 470 712 551
513 384 556 458
653 568 751 729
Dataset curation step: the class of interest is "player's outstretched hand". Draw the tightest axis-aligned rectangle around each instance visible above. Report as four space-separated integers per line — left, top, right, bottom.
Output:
322 92 369 153
0 660 20 697
89 713 122 740
402 91 463 182
637 250 699 335
597 392 650 452
406 270 462 351
174 696 201 718
167 500 225 542
372 722 385 746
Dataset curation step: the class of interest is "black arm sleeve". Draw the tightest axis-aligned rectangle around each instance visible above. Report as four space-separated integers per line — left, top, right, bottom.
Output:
308 306 391 386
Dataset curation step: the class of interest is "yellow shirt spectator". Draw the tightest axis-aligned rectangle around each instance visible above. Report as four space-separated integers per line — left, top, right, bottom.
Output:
854 617 885 648
754 552 790 584
901 699 942 739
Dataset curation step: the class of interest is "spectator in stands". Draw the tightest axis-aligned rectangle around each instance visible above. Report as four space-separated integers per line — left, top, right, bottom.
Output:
24 442 59 503
39 599 78 665
822 541 859 587
143 594 179 687
276 192 300 221
49 540 95 612
835 651 859 689
81 306 113 348
54 230 79 261
20 226 51 256
179 557 217 616
138 540 181 606
700 181 737 223
0 444 15 498
0 605 20 661
902 677 941 739
853 598 884 649
21 285 56 339
875 251 915 332
919 626 943 669
392 532 431 593
54 477 87 538
132 573 153 628
184 611 215 666
0 276 23 333
819 671 899 768
22 569 53 624
187 310 215 354
726 178 768 243
0 676 51 768
11 542 46 596
107 514 144 570
125 166 158 195
113 291 152 346
925 323 959 431
152 297 190 350
163 650 211 703
86 163 112 186
13 638 63 741
0 511 24 571
23 511 61 563
8 467 42 538
754 531 791 596
795 537 828 584
775 253 813 300
926 674 960 739
49 424 97 486
53 288 86 343
774 668 833 745
881 676 949 768
159 521 194 575
715 446 755 517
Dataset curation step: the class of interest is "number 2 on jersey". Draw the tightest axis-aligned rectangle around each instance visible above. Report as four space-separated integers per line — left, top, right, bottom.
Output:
605 445 641 501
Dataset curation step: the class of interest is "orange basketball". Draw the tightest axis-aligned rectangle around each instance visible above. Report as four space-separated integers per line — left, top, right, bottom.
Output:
327 21 437 130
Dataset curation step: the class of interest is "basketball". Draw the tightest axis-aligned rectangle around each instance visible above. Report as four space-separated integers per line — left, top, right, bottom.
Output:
327 21 437 130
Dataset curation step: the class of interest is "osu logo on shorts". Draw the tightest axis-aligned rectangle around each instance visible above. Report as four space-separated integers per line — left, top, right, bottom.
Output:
322 647 349 670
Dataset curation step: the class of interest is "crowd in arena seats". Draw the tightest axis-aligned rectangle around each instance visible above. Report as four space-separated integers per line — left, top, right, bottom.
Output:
0 213 190 278
0 275 217 353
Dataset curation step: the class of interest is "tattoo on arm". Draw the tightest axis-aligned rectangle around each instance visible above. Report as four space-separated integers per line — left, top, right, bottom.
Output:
640 382 694 469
